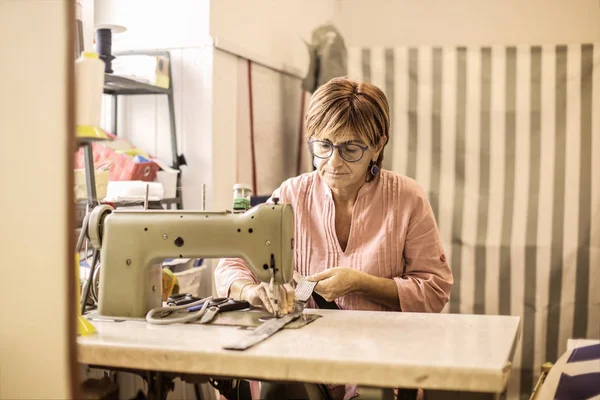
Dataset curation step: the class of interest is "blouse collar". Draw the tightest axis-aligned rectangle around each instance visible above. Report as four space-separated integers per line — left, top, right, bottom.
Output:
316 170 381 200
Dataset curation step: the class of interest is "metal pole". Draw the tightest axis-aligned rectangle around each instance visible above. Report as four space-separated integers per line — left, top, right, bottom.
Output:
80 249 99 315
83 143 98 212
112 95 118 135
165 52 183 210
144 184 150 210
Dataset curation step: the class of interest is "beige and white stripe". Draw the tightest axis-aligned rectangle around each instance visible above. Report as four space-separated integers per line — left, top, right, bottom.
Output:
348 43 600 400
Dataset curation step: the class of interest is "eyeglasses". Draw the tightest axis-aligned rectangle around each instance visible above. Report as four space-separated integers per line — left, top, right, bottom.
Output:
308 139 369 163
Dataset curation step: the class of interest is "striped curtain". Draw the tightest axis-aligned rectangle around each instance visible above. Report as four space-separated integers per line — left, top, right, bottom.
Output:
348 44 600 400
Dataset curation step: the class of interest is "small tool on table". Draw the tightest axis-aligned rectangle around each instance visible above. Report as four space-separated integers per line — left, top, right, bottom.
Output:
198 298 251 324
168 293 203 306
146 295 214 325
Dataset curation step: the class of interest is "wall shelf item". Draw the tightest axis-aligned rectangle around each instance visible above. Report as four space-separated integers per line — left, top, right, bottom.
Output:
103 50 184 209
104 74 170 95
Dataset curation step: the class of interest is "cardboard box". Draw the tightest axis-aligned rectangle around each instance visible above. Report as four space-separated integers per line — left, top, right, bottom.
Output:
74 136 158 182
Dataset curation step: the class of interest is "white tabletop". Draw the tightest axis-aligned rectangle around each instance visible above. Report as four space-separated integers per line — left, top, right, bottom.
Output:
77 309 520 393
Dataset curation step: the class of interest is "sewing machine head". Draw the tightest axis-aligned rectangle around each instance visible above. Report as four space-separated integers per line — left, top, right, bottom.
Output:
88 202 294 318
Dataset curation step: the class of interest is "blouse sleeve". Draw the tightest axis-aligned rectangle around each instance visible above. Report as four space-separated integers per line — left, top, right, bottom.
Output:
214 257 259 297
393 182 453 313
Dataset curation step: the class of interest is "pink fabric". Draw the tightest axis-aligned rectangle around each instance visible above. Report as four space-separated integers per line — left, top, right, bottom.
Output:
215 170 453 313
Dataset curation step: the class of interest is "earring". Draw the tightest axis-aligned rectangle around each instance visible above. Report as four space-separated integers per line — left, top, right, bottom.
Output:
370 163 380 176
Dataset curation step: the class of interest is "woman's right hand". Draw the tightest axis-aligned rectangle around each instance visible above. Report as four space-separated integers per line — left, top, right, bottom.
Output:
239 282 295 315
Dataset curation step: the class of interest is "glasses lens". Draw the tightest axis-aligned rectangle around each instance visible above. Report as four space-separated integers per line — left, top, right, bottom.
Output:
310 141 333 158
340 144 364 162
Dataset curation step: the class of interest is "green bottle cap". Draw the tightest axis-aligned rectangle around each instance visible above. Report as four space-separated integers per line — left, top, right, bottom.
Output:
233 198 250 211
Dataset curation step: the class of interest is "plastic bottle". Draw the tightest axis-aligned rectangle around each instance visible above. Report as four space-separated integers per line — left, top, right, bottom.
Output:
75 51 106 139
232 183 252 213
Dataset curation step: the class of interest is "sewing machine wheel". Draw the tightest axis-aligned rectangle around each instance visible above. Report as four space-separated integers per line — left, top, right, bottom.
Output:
90 264 101 303
87 205 113 249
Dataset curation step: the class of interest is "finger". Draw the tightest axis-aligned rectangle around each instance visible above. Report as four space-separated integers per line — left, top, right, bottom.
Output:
293 270 302 284
283 285 296 312
313 281 322 295
261 282 279 313
239 283 257 302
284 284 295 311
313 285 330 302
246 288 261 307
313 282 332 301
278 286 288 315
257 287 273 314
307 269 334 282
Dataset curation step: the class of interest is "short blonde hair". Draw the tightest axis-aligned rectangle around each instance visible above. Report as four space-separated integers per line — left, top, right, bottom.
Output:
305 77 390 171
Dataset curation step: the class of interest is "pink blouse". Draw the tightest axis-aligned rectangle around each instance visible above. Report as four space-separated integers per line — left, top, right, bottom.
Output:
214 170 453 313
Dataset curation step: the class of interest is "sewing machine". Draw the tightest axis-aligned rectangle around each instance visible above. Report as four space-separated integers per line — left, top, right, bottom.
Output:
86 199 294 318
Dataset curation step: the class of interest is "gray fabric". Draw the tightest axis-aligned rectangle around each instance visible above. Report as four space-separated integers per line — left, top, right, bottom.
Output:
546 45 568 364
407 48 419 180
302 24 348 93
499 47 517 318
430 48 443 220
520 45 542 395
574 44 593 338
474 47 492 316
384 49 395 171
361 48 371 83
450 47 467 314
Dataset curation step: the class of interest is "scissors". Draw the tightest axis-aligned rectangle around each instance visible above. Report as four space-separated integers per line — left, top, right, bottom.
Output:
167 293 203 306
195 298 251 324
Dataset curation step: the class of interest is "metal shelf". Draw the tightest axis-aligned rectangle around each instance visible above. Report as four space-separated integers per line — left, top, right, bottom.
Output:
103 74 169 95
76 137 107 145
102 50 184 210
109 198 180 209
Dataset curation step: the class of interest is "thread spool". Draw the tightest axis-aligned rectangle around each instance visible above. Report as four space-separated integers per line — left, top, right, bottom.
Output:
233 183 252 213
75 52 106 139
95 28 115 73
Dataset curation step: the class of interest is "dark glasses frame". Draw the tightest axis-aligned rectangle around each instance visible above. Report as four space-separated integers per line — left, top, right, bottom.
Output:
307 139 370 163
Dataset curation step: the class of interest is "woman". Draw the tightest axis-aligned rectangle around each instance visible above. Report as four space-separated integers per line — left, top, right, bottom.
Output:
214 77 453 399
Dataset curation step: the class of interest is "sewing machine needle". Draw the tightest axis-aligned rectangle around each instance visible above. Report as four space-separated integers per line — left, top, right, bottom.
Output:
269 278 280 318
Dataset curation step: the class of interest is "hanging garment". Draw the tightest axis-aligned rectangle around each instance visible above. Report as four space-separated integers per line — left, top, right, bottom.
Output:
302 24 348 93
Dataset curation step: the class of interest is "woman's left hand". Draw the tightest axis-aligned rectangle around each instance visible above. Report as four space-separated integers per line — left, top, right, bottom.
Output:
307 267 361 302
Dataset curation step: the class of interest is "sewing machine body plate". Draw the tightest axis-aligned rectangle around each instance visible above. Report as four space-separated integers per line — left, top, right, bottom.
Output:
96 204 294 318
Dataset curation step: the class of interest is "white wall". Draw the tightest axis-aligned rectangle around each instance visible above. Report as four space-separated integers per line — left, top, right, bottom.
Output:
234 58 314 196
209 0 341 77
96 0 211 51
208 0 337 208
0 1 75 399
210 50 314 211
338 0 600 47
